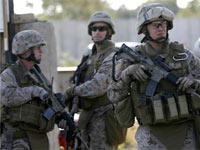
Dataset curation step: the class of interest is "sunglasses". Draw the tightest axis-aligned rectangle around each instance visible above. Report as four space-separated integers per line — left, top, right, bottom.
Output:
149 21 168 29
90 26 109 32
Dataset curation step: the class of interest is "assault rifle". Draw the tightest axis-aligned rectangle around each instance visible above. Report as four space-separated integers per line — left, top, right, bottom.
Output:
65 70 81 150
30 67 89 150
113 44 200 98
65 53 90 149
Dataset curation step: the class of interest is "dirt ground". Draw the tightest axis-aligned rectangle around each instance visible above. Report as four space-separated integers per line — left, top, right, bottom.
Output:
118 122 139 150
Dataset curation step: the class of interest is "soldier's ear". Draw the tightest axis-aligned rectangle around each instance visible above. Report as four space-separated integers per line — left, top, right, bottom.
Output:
20 49 31 58
108 28 112 35
141 26 147 34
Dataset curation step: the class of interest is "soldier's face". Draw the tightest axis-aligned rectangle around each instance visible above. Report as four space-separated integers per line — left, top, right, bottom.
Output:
91 22 109 42
33 45 42 63
147 20 167 42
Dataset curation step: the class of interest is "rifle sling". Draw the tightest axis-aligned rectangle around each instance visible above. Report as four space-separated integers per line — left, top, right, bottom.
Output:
145 80 159 97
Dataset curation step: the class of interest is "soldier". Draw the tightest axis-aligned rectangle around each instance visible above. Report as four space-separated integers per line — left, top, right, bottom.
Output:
193 37 200 57
63 12 126 150
108 3 200 150
0 30 66 150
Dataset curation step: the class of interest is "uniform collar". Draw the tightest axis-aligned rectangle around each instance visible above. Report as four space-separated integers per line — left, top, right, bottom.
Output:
145 40 170 58
91 40 115 55
16 59 30 74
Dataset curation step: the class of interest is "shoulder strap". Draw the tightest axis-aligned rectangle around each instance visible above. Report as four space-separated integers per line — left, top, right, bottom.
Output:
1 63 14 73
169 41 185 52
72 53 90 84
9 63 23 85
169 41 189 74
134 45 145 52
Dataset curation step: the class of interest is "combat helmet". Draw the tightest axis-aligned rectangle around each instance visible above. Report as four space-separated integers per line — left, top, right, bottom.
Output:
12 30 46 55
136 3 174 35
88 11 115 35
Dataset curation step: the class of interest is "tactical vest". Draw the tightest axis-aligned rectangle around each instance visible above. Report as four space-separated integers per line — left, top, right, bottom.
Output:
78 41 117 109
130 42 193 125
114 42 200 149
2 62 55 133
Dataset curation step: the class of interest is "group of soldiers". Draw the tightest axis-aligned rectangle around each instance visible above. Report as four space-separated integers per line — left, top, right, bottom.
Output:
1 3 200 150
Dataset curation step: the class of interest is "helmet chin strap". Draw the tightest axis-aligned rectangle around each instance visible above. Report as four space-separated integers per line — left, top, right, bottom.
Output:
143 26 169 44
19 49 41 64
146 31 168 44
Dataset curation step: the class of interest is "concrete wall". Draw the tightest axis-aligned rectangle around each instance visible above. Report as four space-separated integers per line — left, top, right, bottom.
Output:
52 18 200 63
57 67 76 93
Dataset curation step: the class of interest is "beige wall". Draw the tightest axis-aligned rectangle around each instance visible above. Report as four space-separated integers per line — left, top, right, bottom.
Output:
52 18 200 63
57 67 76 93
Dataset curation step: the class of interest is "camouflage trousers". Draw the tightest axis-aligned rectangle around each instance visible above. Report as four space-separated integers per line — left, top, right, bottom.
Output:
135 123 196 150
0 134 31 150
82 105 117 150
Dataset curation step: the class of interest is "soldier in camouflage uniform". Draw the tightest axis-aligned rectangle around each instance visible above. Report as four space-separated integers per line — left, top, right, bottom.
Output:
63 12 126 150
108 3 200 150
193 37 200 57
0 30 66 150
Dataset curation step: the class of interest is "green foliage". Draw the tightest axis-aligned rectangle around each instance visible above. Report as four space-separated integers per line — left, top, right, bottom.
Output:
35 0 200 20
58 51 79 67
176 0 200 17
39 0 114 20
115 5 138 19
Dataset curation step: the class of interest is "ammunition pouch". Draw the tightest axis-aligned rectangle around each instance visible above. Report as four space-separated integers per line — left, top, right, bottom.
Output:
135 96 154 124
135 92 192 125
190 94 200 111
26 131 49 150
115 97 135 128
78 109 93 130
189 92 200 148
105 109 127 146
5 103 55 133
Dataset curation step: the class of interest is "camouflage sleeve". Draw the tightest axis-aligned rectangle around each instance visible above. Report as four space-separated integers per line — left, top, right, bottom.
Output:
186 49 200 78
0 68 46 107
107 59 132 103
74 52 115 99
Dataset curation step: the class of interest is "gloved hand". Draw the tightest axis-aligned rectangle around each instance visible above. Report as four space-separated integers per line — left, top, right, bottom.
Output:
63 85 75 104
32 86 49 101
57 119 68 129
121 64 149 82
41 93 49 101
176 76 196 91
